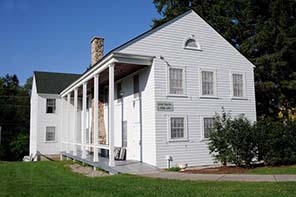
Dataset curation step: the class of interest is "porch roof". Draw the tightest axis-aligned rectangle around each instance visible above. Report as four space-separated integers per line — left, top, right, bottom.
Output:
60 52 155 97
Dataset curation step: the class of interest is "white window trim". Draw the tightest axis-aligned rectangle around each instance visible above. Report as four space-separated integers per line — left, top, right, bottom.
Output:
200 116 215 141
183 35 202 51
45 126 57 143
199 68 218 98
167 115 188 142
167 66 187 97
230 71 247 100
46 98 56 114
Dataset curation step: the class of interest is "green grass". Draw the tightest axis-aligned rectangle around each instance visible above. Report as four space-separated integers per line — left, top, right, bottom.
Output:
248 165 296 175
0 161 296 196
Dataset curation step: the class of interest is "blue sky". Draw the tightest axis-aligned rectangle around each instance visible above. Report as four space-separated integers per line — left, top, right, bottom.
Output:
0 0 161 85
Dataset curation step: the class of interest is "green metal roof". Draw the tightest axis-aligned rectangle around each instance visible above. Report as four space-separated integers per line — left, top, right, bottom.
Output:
34 71 81 94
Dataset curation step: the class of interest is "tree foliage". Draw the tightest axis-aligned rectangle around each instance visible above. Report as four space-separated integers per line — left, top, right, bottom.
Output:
0 74 31 161
153 0 296 119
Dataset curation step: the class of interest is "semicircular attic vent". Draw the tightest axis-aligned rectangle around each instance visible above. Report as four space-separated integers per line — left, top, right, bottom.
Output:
184 35 201 50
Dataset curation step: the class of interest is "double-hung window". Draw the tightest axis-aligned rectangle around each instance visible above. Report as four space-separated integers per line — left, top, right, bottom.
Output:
46 126 56 142
46 99 56 113
232 74 244 97
169 116 187 141
169 68 185 95
201 71 214 96
203 117 214 139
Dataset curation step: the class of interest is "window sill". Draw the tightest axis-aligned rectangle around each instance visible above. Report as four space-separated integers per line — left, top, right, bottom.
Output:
200 139 209 142
231 97 248 100
44 141 57 143
199 96 219 99
167 94 188 98
167 139 189 143
184 47 202 51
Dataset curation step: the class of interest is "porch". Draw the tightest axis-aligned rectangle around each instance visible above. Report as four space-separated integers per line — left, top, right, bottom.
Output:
61 151 159 174
60 52 155 169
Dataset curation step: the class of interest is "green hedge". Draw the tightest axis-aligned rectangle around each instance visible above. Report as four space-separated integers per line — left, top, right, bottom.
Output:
208 110 296 167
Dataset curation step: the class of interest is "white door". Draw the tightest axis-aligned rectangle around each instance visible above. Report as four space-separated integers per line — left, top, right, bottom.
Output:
129 99 141 161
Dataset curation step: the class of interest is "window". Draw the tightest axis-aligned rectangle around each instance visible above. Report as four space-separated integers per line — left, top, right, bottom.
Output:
184 35 201 50
46 126 56 142
203 117 214 139
133 74 139 98
232 74 244 97
169 68 184 95
201 71 215 96
46 99 56 113
170 117 187 140
185 39 198 48
117 82 122 99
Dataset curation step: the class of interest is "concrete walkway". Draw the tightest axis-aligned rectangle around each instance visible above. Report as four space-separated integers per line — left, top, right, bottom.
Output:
138 171 296 182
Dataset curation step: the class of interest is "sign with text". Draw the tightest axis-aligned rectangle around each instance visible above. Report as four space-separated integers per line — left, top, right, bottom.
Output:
157 101 174 112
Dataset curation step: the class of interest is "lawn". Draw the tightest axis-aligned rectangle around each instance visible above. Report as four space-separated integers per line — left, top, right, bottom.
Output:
0 161 296 197
248 165 296 175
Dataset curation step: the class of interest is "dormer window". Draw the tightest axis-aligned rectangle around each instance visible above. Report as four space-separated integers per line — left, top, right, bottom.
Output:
184 35 201 50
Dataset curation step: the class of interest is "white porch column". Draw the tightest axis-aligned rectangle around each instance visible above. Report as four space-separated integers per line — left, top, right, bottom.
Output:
66 93 71 153
93 74 99 162
73 88 78 156
81 82 87 159
108 63 115 167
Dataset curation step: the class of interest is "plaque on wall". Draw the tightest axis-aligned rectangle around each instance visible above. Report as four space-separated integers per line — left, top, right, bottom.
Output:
157 101 174 111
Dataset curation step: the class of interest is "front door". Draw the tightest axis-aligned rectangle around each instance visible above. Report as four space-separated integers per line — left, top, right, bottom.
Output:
129 98 141 161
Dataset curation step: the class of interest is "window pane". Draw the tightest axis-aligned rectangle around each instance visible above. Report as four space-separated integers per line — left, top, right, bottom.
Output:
185 39 198 48
233 74 243 97
46 127 55 141
171 117 184 139
46 99 56 113
204 118 214 139
169 68 184 94
202 71 214 95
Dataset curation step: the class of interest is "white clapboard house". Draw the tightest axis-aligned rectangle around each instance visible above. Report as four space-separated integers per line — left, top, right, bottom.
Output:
29 10 256 169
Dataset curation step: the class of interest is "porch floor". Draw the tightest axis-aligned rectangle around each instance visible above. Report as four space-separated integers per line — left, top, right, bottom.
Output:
61 151 159 175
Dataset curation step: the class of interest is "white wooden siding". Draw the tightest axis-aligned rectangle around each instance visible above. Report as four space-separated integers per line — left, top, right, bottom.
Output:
117 10 256 168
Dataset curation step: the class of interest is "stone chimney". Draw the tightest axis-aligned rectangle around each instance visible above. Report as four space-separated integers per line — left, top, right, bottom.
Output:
91 37 104 66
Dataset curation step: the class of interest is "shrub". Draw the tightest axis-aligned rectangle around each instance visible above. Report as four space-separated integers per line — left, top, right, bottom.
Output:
228 116 256 167
208 109 233 166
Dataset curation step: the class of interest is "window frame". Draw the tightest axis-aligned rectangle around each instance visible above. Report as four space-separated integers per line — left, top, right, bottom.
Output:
167 66 187 97
46 98 56 114
183 35 202 51
200 116 215 141
45 126 56 142
199 69 217 98
168 115 188 142
231 72 246 99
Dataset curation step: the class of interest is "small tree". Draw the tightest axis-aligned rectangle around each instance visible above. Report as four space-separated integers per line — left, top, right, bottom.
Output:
208 109 233 166
229 115 256 167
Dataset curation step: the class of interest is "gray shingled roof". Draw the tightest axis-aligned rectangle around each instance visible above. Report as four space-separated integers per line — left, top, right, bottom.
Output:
34 71 81 94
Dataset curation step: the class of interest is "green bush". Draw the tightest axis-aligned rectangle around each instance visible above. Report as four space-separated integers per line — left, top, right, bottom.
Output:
256 119 296 166
209 109 296 167
208 109 233 166
228 116 256 167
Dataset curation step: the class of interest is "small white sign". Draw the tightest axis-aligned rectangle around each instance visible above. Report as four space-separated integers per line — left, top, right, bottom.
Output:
157 102 174 111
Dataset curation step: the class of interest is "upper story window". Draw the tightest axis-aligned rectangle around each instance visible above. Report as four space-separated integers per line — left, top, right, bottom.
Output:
117 82 122 99
184 35 201 50
201 71 216 96
133 74 139 98
232 73 244 97
169 67 185 95
46 99 56 113
45 126 56 142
